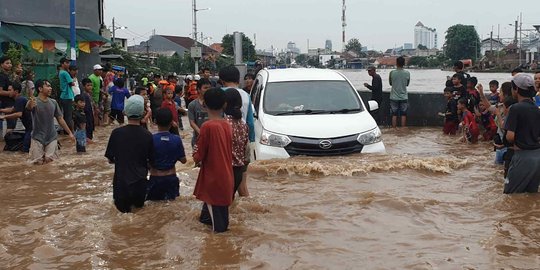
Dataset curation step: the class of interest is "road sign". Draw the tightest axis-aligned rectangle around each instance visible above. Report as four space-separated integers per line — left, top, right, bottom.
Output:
191 47 202 58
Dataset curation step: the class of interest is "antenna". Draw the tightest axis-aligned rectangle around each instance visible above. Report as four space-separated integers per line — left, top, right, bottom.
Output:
342 0 346 52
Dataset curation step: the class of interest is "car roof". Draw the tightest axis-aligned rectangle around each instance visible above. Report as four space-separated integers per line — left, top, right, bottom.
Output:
262 68 347 83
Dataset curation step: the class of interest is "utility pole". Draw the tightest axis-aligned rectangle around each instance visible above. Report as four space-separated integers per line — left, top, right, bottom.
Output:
112 17 116 44
192 0 198 43
69 0 76 63
342 0 347 52
518 13 522 66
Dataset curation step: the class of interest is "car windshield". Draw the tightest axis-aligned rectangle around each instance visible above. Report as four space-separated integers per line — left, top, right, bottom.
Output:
263 80 364 116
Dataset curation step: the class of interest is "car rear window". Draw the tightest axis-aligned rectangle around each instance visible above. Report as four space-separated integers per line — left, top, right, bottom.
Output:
263 80 364 115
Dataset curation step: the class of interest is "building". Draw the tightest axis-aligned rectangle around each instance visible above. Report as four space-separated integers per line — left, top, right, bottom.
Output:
128 35 217 59
414 21 438 49
480 38 505 56
319 53 342 67
287 41 301 54
325 40 333 51
403 43 413 50
0 0 109 78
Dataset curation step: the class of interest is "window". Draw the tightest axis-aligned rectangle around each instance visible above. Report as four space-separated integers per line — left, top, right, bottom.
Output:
263 80 363 115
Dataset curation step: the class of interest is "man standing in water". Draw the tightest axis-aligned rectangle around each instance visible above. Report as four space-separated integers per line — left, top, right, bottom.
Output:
503 74 540 194
27 79 74 164
389 56 410 128
364 66 383 124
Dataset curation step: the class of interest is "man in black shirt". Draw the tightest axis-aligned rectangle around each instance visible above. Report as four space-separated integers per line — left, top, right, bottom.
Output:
503 74 540 194
364 66 383 124
0 82 32 152
105 95 155 213
0 56 17 133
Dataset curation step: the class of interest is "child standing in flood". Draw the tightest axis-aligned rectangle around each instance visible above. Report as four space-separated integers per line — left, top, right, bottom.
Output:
161 88 179 135
73 95 87 152
440 87 459 135
457 98 479 144
192 88 234 233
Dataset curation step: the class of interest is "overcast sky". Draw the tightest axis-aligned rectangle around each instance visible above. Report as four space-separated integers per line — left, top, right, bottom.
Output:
105 0 539 53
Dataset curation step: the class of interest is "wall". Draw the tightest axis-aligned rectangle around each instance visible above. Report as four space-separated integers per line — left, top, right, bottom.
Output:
359 91 447 127
0 0 100 31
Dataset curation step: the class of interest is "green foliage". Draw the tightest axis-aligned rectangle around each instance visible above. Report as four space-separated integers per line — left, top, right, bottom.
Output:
408 54 449 68
444 24 480 62
221 33 257 62
345 38 363 56
5 43 22 68
417 44 428 50
307 56 320 68
295 54 309 66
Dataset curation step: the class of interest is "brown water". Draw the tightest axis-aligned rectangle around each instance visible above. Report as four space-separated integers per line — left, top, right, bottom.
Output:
1 125 540 269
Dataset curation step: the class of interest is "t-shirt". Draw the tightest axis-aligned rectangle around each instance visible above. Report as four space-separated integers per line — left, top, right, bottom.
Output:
105 125 154 185
152 131 186 171
82 92 94 121
226 116 249 167
193 120 234 206
480 111 497 130
535 94 540 108
161 100 178 123
59 70 74 100
366 74 383 103
452 85 467 100
72 78 81 96
109 85 131 111
88 74 101 103
31 97 62 145
0 71 14 107
389 68 410 101
13 96 32 130
222 87 255 142
489 92 500 105
462 110 479 134
73 108 86 131
187 99 208 141
504 99 540 150
445 98 458 122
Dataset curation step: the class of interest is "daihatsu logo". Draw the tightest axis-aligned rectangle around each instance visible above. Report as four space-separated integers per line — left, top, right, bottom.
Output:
319 140 332 149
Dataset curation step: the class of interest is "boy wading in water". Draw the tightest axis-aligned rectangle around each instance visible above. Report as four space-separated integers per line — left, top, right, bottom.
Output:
27 79 74 165
105 95 154 213
73 95 87 152
193 88 234 233
147 108 187 201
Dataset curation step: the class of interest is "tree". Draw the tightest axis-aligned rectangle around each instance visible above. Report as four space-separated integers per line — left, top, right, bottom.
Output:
295 54 309 66
444 24 480 62
221 33 257 62
417 44 428 50
344 38 363 56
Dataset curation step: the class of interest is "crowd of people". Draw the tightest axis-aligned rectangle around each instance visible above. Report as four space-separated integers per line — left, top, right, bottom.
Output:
2 52 540 232
0 55 257 233
364 58 540 195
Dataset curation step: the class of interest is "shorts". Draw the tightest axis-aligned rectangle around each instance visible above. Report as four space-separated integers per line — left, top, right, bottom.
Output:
390 100 408 116
146 174 180 201
103 95 112 113
29 139 58 163
75 129 87 152
110 109 125 124
113 179 147 213
504 148 540 194
495 147 507 165
443 120 458 135
465 127 479 143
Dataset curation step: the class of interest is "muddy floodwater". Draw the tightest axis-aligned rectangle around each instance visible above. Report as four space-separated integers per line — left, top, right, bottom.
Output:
1 125 539 269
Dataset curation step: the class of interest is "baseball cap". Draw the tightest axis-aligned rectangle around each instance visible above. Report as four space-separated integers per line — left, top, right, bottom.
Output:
512 73 534 89
186 75 193 80
194 74 201 80
124 95 145 119
93 64 103 70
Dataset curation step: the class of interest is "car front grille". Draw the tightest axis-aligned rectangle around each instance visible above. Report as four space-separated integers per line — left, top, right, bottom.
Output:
284 134 363 156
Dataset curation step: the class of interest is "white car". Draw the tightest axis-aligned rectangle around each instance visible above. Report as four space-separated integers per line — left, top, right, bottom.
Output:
250 68 385 160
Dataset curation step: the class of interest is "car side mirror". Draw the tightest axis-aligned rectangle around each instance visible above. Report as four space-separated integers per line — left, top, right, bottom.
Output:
368 100 379 111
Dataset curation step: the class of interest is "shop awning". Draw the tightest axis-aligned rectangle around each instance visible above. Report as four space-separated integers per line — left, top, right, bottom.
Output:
0 21 110 53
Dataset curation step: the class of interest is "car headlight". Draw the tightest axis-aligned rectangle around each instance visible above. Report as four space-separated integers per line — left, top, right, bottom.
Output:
357 127 382 145
260 129 292 148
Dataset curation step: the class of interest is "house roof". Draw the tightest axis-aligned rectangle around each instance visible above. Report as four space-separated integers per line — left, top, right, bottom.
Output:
159 35 217 54
210 43 224 53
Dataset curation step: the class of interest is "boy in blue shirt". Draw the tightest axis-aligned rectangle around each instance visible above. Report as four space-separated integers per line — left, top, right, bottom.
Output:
108 78 130 124
147 108 187 201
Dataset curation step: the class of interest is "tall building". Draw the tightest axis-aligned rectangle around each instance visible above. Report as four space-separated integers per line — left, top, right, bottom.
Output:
325 40 332 51
414 21 438 49
287 41 301 54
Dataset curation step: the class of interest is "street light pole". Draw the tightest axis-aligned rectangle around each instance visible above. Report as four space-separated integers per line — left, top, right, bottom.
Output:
112 17 116 44
69 0 76 64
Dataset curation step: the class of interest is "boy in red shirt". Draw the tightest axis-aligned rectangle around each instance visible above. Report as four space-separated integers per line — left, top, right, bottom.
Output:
161 88 179 135
457 98 479 143
192 88 234 233
477 102 497 141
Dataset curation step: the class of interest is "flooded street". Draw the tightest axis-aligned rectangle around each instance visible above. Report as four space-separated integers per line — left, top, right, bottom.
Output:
1 124 540 269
